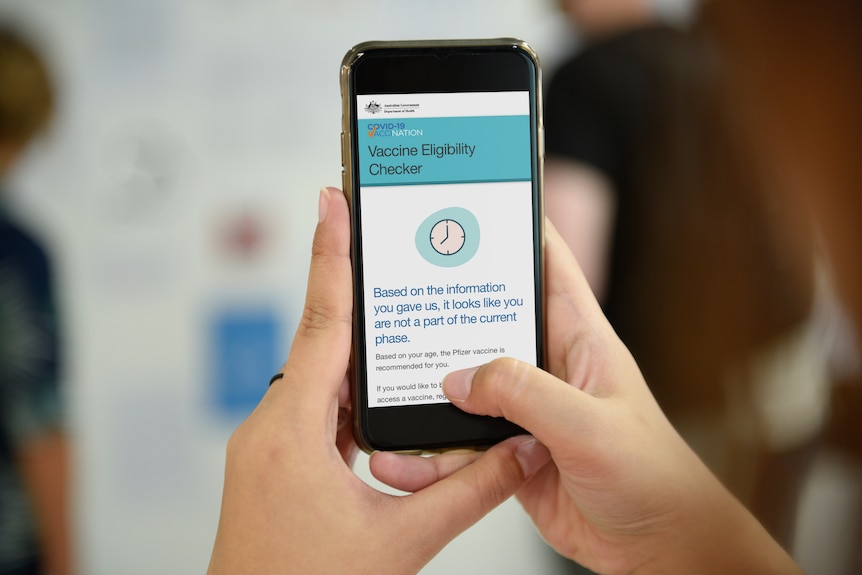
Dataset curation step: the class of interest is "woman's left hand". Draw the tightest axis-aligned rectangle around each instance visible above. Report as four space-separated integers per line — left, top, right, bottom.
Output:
206 187 550 575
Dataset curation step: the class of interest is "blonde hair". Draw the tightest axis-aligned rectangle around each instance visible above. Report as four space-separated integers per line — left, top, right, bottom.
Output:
0 25 54 145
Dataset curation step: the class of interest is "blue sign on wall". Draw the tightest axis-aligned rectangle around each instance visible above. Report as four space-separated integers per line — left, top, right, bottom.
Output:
211 309 283 418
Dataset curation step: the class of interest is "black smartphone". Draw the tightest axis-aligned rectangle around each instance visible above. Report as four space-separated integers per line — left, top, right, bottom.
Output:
340 39 544 452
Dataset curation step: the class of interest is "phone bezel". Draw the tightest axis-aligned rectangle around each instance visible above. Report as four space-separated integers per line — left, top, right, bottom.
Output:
340 39 545 452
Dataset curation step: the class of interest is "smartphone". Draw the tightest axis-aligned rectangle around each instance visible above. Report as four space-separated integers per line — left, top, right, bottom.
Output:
340 39 544 452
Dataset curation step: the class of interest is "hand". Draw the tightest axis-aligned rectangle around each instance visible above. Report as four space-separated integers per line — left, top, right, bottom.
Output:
374 221 804 575
207 187 550 575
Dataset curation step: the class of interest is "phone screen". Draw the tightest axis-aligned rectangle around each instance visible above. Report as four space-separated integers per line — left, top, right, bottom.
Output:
343 41 543 451
356 92 538 408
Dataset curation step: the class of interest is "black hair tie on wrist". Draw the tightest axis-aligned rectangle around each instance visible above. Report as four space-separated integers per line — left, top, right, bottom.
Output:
269 373 285 386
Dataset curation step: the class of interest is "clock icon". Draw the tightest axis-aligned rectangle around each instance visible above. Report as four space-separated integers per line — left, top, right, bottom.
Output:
416 207 479 267
430 219 466 255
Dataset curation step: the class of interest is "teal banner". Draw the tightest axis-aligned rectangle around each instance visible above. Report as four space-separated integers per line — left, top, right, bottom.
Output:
357 115 531 186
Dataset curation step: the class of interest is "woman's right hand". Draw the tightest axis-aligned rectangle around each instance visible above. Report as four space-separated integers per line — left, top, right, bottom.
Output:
374 220 803 575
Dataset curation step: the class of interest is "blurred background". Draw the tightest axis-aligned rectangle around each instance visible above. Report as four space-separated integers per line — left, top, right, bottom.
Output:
0 1 859 574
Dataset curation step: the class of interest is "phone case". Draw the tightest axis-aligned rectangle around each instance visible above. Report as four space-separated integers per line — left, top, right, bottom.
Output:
340 39 544 453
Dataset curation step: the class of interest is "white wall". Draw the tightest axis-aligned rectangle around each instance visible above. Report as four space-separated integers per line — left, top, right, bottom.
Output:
0 1 578 573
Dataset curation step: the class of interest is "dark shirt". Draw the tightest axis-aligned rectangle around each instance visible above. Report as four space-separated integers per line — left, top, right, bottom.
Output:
545 27 662 194
544 25 702 326
0 202 62 572
544 25 814 413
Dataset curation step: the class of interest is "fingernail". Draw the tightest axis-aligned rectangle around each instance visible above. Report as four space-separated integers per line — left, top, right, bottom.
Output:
515 437 551 478
443 367 476 402
318 187 331 223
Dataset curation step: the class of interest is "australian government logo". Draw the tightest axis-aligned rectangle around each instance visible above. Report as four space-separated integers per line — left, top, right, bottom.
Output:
363 100 423 137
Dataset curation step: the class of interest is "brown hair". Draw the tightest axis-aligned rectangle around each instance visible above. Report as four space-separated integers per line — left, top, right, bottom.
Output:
702 0 862 340
600 26 816 415
0 25 54 145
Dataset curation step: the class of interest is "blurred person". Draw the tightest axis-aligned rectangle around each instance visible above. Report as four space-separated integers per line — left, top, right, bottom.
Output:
0 25 74 575
544 0 830 550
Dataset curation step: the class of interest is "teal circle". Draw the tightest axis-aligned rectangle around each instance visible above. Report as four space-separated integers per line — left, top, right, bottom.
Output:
415 207 480 267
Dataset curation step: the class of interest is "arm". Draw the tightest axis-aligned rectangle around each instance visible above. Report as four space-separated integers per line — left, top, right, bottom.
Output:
543 156 616 300
17 431 74 575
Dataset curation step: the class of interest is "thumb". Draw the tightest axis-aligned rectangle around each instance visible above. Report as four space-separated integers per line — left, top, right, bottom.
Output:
371 433 550 493
402 435 551 544
442 358 600 449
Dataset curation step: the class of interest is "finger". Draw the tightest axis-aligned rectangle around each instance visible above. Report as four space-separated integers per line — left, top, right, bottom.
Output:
280 187 353 405
443 358 606 449
543 219 618 379
371 435 550 493
369 449 482 493
398 436 551 544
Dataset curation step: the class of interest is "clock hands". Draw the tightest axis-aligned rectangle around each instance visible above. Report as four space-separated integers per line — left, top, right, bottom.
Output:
428 217 467 257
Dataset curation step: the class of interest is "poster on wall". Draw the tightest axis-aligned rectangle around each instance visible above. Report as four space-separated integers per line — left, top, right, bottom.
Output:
210 307 284 418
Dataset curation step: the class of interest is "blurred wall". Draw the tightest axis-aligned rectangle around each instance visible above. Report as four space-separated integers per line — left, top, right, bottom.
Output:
0 1 579 573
